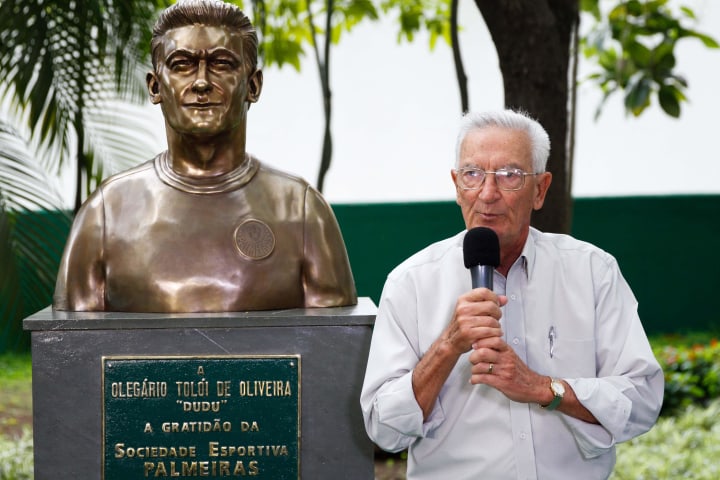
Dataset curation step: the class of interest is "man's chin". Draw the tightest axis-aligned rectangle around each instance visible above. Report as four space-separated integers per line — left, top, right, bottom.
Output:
471 214 503 227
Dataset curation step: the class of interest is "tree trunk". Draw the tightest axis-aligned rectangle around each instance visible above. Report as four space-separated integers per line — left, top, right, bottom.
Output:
451 0 469 113
474 0 578 234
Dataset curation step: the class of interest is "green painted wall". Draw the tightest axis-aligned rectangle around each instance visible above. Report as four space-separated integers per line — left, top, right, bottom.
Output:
3 195 719 351
334 195 720 336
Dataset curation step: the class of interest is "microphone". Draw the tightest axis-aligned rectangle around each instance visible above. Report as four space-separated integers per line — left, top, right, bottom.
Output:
463 227 500 289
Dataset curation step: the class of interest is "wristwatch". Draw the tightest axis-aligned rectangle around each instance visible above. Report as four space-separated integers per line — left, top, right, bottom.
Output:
544 377 565 411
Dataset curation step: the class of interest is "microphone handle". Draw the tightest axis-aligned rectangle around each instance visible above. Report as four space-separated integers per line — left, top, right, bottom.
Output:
470 265 494 290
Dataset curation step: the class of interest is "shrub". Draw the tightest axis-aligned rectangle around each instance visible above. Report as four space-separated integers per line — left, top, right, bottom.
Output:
611 398 720 479
653 338 720 416
0 428 33 480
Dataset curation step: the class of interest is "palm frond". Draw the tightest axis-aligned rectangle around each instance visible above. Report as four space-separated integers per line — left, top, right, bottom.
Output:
0 0 166 202
0 122 71 351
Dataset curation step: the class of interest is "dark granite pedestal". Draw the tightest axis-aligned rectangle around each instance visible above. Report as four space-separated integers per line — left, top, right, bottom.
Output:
24 298 376 479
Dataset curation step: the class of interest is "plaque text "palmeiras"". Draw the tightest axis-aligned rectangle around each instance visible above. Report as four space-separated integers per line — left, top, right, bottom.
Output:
102 355 300 479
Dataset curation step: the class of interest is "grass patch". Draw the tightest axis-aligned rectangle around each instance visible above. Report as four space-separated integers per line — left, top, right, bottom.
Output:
0 353 32 440
0 353 31 382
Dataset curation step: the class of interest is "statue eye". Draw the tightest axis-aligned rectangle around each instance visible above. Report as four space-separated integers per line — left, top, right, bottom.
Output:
209 57 238 71
168 57 195 72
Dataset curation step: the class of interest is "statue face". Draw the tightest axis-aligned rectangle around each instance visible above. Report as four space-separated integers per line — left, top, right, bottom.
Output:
147 24 262 137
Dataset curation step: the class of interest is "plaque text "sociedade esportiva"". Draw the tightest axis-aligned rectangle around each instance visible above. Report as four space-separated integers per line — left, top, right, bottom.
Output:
102 356 300 479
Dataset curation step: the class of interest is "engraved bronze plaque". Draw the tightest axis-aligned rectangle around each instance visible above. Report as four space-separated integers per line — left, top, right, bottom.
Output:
102 355 300 479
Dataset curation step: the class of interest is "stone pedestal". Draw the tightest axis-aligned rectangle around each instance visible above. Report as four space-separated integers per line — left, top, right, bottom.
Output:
24 298 376 479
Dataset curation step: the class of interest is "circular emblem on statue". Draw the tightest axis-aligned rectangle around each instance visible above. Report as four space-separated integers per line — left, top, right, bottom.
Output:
234 219 275 260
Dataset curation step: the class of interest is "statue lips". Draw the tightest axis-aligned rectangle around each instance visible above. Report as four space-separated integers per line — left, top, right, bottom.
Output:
184 102 222 109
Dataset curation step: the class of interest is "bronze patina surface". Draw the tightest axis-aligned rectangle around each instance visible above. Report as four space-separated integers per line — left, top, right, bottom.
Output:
53 0 356 312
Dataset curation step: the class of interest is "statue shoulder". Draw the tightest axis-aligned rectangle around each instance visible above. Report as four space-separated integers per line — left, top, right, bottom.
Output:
97 158 157 190
253 159 309 188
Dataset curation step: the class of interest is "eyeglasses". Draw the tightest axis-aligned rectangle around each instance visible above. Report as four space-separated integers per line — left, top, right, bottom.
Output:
455 167 540 191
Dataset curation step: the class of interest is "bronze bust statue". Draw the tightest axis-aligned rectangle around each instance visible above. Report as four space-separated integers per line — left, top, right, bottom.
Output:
53 0 357 312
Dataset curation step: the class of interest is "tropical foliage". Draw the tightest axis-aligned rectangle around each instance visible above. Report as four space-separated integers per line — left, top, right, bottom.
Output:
0 124 70 350
582 0 719 118
0 0 169 212
0 0 169 348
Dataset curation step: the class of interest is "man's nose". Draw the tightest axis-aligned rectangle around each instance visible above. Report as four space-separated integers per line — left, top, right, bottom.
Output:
192 61 211 93
477 173 501 200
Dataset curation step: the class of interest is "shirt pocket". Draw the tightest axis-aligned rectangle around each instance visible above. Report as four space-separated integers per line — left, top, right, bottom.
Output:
530 335 597 378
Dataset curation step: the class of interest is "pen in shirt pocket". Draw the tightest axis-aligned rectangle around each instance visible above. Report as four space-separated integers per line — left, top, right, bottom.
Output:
548 326 556 358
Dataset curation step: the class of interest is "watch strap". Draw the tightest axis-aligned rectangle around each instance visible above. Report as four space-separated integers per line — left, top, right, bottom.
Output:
545 392 562 411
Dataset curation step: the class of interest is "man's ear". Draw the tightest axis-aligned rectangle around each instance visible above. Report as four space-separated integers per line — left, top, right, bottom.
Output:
533 172 553 211
247 68 263 104
146 72 162 105
450 169 462 206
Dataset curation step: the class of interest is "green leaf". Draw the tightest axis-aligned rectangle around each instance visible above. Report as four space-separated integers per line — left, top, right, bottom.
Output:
580 0 601 20
626 40 652 68
658 86 681 117
690 32 720 49
624 75 651 116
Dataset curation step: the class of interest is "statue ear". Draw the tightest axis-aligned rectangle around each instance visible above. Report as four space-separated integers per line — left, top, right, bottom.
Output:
146 72 162 104
247 69 263 104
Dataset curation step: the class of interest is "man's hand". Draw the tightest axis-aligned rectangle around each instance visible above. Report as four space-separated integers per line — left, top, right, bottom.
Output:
441 288 507 354
468 337 548 404
468 338 600 424
412 288 506 419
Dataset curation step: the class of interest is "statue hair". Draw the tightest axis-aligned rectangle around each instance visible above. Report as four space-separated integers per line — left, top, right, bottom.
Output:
151 0 258 71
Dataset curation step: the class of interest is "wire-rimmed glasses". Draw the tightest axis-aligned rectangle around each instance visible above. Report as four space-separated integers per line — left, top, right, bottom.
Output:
455 167 540 191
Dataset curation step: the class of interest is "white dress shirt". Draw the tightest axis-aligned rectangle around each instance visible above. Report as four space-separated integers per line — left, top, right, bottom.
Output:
360 228 663 480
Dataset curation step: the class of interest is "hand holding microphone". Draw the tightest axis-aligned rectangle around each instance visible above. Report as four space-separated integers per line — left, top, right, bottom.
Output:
463 226 500 290
442 227 505 355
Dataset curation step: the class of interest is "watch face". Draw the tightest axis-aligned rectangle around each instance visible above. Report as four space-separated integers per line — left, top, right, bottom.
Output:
551 379 565 396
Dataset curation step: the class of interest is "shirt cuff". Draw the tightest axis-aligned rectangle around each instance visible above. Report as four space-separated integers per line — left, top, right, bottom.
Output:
375 371 446 438
563 378 631 458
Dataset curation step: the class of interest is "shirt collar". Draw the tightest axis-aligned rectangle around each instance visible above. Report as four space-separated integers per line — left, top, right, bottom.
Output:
504 228 536 281
155 151 260 194
455 228 535 280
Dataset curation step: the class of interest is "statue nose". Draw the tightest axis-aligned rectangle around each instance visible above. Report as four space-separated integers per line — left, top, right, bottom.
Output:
192 78 211 93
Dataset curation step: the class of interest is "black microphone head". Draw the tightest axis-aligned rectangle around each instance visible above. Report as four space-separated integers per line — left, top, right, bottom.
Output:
463 227 500 268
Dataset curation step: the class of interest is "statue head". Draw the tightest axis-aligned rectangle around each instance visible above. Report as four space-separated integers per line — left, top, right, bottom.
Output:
150 0 259 73
146 0 263 139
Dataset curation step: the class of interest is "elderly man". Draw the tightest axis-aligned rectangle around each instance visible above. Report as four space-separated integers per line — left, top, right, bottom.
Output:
361 110 663 479
53 0 356 312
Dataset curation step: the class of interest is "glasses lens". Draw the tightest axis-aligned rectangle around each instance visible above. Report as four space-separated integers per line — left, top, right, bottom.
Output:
496 168 524 190
460 169 485 189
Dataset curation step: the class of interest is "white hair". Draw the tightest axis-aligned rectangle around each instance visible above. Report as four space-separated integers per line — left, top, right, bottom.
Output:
454 109 550 173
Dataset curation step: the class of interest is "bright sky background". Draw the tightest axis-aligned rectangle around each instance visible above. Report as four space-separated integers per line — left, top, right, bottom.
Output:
50 0 720 206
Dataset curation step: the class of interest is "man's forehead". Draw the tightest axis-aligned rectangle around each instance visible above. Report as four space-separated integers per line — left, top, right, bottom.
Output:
158 24 243 55
460 128 533 166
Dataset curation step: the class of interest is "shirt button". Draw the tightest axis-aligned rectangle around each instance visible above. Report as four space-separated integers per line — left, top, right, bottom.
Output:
520 432 527 439
512 338 520 345
510 294 517 300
